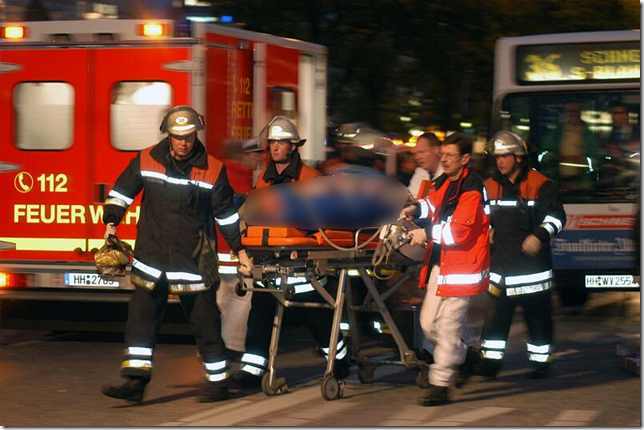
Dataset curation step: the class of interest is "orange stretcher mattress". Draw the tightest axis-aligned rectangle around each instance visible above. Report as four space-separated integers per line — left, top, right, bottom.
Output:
242 227 378 248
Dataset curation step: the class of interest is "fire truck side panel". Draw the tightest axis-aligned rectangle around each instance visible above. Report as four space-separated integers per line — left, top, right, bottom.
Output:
0 48 91 262
89 46 192 250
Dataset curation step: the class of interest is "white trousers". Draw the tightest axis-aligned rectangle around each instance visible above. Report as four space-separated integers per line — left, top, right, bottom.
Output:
420 265 471 387
216 274 253 352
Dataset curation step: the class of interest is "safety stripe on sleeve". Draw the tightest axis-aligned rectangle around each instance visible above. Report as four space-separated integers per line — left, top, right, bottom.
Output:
543 215 563 233
108 190 134 206
541 222 556 236
490 272 502 285
419 200 430 219
216 212 240 226
105 197 127 208
442 222 455 245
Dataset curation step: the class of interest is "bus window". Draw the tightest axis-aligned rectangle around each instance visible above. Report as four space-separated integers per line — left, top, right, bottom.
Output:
111 81 172 151
14 82 74 150
499 92 640 201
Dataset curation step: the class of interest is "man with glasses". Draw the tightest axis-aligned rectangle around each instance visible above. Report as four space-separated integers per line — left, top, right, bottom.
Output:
401 132 490 406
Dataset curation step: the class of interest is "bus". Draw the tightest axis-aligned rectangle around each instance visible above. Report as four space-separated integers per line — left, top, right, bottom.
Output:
491 30 640 306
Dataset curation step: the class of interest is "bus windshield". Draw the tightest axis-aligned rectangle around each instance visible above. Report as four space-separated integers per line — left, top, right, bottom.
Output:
499 90 640 202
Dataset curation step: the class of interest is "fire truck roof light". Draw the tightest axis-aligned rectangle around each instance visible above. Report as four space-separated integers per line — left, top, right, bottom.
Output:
142 23 165 37
4 26 25 39
0 273 7 287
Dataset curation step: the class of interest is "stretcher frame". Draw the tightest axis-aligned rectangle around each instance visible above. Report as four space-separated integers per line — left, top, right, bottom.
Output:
237 241 428 400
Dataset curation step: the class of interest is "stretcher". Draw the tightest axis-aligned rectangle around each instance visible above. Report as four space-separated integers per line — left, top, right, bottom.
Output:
237 225 429 400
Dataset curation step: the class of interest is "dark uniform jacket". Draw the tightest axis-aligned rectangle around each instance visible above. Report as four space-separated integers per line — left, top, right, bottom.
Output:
484 165 566 296
103 138 243 293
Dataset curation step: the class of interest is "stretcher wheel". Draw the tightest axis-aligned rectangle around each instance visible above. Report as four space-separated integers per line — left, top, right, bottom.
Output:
261 373 288 396
358 364 375 384
283 285 296 300
321 375 343 400
415 366 430 388
235 282 247 297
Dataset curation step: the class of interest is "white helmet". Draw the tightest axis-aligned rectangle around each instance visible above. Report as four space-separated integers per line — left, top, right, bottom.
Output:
259 116 306 147
488 130 528 156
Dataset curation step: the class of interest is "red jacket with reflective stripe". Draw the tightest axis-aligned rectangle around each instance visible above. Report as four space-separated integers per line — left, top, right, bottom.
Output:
415 168 490 297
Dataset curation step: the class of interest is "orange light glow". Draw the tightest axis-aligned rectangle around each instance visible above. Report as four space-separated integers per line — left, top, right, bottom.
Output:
4 26 25 39
142 23 165 37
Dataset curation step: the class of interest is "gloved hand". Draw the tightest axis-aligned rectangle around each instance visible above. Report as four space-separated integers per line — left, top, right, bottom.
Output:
521 234 542 256
408 228 428 247
104 223 117 240
237 250 252 276
400 205 417 220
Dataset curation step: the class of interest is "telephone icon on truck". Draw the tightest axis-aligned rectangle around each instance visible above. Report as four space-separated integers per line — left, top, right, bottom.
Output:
14 171 33 193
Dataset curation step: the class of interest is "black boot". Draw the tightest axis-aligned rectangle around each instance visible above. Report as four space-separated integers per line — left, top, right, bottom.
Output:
334 356 351 380
418 383 449 407
230 370 262 388
478 359 502 380
527 363 550 379
101 376 147 403
198 383 230 403
455 347 480 388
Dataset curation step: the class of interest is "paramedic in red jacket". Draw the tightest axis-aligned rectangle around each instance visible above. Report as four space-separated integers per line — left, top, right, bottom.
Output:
401 132 490 406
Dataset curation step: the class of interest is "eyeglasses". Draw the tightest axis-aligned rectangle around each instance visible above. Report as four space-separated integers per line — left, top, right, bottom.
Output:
439 152 461 160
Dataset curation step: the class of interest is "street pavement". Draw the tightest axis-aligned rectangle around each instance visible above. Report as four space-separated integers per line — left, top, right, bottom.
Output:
0 291 639 426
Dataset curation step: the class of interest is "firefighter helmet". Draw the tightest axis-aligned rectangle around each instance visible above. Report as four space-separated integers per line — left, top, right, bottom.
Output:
160 105 205 136
488 130 528 156
259 116 306 147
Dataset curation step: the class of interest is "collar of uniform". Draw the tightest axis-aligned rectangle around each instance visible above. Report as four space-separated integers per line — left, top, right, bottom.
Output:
262 151 302 184
150 137 208 169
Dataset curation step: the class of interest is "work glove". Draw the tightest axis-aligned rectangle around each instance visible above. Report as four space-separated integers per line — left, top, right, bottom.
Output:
237 250 252 276
408 228 428 247
104 223 117 240
521 234 542 256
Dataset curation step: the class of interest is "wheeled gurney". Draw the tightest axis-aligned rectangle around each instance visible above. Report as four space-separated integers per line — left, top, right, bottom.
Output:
236 225 429 400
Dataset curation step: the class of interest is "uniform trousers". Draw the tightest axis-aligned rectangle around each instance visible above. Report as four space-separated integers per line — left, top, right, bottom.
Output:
419 265 471 387
480 288 553 370
121 276 227 382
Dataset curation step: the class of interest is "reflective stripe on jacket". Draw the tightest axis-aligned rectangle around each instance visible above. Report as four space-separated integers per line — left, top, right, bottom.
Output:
484 167 566 293
415 168 490 297
103 138 243 292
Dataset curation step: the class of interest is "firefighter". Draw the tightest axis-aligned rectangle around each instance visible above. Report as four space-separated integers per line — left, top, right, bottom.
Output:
232 116 350 387
401 132 490 406
478 130 566 379
101 105 252 403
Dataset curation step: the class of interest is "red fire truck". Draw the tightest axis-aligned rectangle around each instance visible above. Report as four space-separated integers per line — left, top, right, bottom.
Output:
0 19 327 303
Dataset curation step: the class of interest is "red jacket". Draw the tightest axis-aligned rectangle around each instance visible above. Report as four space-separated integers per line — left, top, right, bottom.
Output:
415 168 490 297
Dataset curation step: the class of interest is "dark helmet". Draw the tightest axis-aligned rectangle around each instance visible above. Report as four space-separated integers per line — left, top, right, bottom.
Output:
160 105 205 136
